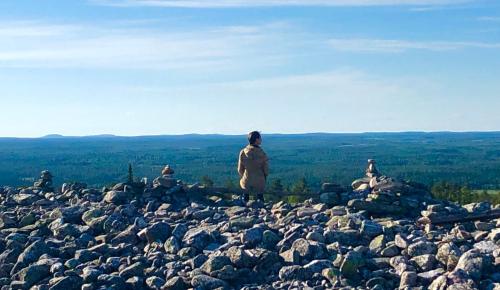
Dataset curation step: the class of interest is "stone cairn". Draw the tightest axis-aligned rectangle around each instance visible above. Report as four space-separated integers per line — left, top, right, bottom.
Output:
348 159 433 216
33 170 54 192
153 165 178 189
0 162 498 290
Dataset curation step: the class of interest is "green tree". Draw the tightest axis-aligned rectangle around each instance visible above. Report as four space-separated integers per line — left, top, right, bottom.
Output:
291 177 310 194
127 163 134 184
479 190 490 202
270 178 284 192
201 175 214 188
225 179 237 189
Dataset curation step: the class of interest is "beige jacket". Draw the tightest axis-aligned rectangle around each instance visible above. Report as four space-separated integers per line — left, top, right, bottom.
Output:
238 145 269 192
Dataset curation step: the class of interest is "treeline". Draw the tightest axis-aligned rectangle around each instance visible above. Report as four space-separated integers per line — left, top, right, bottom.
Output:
431 181 500 205
201 174 500 205
202 176 313 195
0 133 498 198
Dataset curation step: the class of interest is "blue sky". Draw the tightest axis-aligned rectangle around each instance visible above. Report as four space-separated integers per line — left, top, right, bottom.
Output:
0 0 499 137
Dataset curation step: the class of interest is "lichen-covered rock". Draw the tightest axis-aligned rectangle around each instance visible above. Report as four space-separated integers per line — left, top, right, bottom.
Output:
103 190 129 204
191 274 228 289
455 249 489 281
340 250 365 279
408 241 437 257
278 265 311 281
163 276 187 290
400 271 417 288
436 242 462 270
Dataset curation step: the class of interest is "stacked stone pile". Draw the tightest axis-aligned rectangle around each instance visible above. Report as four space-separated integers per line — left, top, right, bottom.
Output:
0 165 498 290
347 160 434 217
33 170 54 192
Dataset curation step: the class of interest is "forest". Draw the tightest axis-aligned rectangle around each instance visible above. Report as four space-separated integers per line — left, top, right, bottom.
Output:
0 132 499 204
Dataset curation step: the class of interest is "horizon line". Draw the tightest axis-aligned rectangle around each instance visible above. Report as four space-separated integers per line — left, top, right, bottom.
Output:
1 130 499 139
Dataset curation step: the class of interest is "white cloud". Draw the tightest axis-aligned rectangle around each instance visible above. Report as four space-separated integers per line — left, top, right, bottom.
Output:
477 16 500 22
0 21 81 37
0 21 288 69
91 0 473 8
2 19 499 70
328 38 500 53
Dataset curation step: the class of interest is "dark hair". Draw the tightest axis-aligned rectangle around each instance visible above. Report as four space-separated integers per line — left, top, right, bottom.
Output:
248 131 261 145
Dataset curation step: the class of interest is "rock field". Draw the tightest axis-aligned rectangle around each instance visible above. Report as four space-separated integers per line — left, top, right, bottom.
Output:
0 163 498 290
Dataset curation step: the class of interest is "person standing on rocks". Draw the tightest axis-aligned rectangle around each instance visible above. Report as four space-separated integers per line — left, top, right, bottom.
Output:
238 131 269 202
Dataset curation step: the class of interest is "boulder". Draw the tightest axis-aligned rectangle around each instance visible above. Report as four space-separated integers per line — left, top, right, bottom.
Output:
455 249 489 281
103 190 130 204
319 192 340 206
278 265 311 281
191 274 228 289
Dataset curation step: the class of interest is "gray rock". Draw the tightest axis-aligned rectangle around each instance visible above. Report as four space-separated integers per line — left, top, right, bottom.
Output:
140 221 171 243
183 228 211 251
361 220 383 238
103 190 129 204
192 209 215 220
319 192 340 206
340 250 365 279
227 247 255 268
201 256 231 275
262 230 281 249
11 240 49 275
303 259 332 273
306 231 325 243
119 262 144 279
191 274 228 289
111 225 138 245
395 234 409 249
163 277 187 290
82 209 107 231
475 221 495 231
488 228 500 242
82 267 102 283
164 236 181 254
241 227 263 248
410 254 436 272
408 241 437 257
291 238 327 261
172 223 188 240
228 216 257 229
17 262 51 288
280 249 300 264
297 207 319 218
455 249 488 281
428 275 448 290
418 268 446 283
400 271 417 288
380 244 400 257
369 235 386 254
49 276 83 290
436 242 462 270
145 276 165 289
278 265 311 281
12 193 40 205
474 240 498 254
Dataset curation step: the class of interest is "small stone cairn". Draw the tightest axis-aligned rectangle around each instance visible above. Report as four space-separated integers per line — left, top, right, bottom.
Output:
33 170 54 192
348 159 433 216
153 165 178 189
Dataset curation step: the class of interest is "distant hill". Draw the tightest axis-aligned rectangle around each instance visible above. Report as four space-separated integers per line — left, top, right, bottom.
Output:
41 134 118 139
41 134 66 139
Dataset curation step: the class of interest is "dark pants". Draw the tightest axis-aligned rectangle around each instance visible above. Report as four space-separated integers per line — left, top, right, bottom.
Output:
242 186 264 202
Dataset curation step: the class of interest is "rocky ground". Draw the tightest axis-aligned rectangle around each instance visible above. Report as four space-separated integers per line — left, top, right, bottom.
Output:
0 168 499 290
